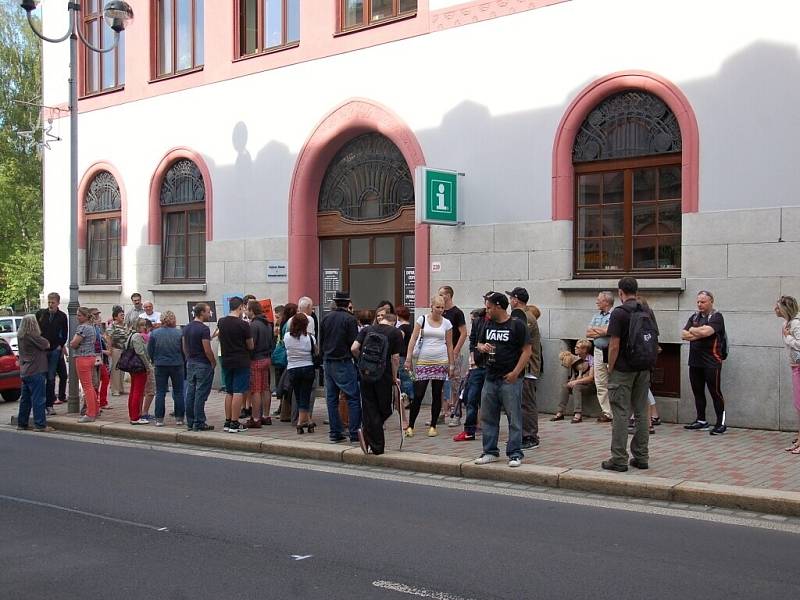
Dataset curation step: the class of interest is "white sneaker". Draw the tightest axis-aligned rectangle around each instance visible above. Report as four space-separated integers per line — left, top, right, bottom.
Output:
508 457 522 468
135 418 149 424
155 419 164 427
447 416 461 427
474 454 499 465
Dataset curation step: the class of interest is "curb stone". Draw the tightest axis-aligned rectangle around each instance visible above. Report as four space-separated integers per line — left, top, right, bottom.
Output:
33 416 800 518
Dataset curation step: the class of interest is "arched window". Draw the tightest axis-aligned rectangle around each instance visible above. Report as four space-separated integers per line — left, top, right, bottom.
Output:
160 159 206 282
573 90 682 277
84 171 122 284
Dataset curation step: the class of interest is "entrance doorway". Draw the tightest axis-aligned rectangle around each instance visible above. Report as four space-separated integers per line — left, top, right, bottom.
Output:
317 132 416 312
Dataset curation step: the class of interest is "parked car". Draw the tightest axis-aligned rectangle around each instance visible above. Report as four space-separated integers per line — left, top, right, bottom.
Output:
0 315 23 355
0 338 21 402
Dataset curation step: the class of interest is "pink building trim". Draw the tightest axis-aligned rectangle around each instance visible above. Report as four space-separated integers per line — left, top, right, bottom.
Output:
288 98 429 307
148 147 214 245
77 161 128 249
552 70 699 221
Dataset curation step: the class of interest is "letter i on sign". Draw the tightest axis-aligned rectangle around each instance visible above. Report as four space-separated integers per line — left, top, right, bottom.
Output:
436 183 447 211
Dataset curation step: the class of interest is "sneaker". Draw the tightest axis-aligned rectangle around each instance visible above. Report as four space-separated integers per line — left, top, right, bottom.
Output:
228 421 247 433
684 420 709 431
651 416 662 426
111 392 121 397
447 416 461 427
261 416 272 426
508 457 522 468
330 434 347 443
710 424 727 436
357 428 370 454
521 437 540 450
194 424 215 431
174 419 184 426
77 416 95 423
629 457 649 469
427 427 438 437
223 420 232 432
141 413 153 422
246 418 262 429
404 427 414 438
474 454 499 465
53 399 66 405
46 407 57 416
271 409 281 416
239 409 248 420
601 459 628 472
133 418 149 425
32 426 56 433
154 419 164 427
453 431 475 442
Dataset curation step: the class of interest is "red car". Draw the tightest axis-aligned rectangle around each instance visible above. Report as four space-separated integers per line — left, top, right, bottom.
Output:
0 337 21 402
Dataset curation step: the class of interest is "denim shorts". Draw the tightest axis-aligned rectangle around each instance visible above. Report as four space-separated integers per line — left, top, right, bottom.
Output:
222 366 251 394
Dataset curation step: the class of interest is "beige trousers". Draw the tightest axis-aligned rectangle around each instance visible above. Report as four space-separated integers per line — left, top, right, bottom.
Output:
593 347 612 416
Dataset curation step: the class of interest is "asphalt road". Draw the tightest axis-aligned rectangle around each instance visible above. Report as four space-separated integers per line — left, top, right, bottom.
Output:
1 429 797 600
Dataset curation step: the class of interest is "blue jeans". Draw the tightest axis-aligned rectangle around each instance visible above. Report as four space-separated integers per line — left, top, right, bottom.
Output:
324 359 361 441
463 367 486 435
45 347 61 406
154 364 185 420
19 372 47 429
185 362 213 429
480 375 523 459
398 364 414 402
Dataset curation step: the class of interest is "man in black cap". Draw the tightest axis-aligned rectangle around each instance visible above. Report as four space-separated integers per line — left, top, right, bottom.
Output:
474 291 531 468
507 287 542 450
320 291 361 443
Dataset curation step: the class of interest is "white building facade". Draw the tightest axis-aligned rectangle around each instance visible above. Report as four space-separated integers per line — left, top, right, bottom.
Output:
39 0 800 429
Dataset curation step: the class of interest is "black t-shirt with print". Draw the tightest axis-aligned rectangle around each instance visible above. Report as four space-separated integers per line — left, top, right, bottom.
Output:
443 306 466 349
217 316 252 370
685 311 725 368
479 317 530 378
356 323 404 383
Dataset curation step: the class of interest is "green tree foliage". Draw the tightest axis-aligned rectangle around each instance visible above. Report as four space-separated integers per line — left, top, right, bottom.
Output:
0 0 43 310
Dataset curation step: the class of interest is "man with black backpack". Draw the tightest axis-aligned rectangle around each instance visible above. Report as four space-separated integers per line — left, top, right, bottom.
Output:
602 277 659 472
351 312 403 455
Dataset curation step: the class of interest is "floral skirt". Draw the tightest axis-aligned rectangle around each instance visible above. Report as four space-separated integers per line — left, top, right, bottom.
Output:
414 363 448 381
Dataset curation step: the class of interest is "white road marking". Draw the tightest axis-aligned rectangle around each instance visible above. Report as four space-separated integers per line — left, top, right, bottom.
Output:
0 493 169 532
4 426 800 535
373 580 476 600
290 554 313 560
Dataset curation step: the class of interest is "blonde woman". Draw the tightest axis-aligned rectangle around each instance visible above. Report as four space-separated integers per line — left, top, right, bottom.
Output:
776 296 800 453
16 315 54 432
70 307 98 423
552 339 596 423
403 295 454 437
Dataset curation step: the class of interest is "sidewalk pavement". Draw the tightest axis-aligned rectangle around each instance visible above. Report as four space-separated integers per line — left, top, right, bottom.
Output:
5 391 800 516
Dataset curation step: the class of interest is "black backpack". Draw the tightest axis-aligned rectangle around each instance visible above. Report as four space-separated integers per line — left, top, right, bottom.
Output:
622 303 659 370
358 328 389 383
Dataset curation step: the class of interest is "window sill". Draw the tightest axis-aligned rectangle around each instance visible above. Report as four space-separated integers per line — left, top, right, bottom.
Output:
234 42 299 63
150 283 207 293
80 284 122 293
79 85 125 101
149 66 204 84
334 11 417 37
557 278 686 292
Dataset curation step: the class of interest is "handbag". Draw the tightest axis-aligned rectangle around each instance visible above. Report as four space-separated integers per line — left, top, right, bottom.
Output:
411 315 426 359
310 334 322 368
117 334 146 373
272 323 288 368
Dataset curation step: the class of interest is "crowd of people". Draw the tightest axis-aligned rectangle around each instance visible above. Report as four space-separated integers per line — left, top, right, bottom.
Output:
14 281 800 467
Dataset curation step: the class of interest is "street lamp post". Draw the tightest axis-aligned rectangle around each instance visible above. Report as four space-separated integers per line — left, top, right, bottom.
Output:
21 1 133 415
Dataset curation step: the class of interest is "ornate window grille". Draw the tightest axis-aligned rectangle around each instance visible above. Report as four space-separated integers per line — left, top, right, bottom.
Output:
160 160 206 282
318 132 414 222
85 171 122 284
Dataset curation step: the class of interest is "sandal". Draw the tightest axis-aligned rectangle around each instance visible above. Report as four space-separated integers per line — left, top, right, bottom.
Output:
571 414 583 423
550 413 565 421
792 446 800 455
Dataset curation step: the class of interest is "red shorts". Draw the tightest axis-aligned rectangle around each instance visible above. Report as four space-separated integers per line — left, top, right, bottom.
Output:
249 358 271 393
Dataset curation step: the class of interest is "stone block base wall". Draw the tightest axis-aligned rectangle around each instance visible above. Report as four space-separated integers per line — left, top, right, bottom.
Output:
429 207 800 432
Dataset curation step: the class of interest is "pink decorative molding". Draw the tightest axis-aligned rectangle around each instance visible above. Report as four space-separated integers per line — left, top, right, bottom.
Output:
147 147 214 245
552 70 700 221
430 0 569 31
288 98 429 307
77 161 128 249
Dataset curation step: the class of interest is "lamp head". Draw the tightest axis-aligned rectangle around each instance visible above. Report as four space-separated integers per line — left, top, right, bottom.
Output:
103 1 134 32
20 0 39 12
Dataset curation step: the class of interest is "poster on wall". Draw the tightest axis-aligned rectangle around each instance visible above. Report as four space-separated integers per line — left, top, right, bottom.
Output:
322 269 341 310
221 293 245 316
403 266 416 308
257 298 275 323
186 301 217 324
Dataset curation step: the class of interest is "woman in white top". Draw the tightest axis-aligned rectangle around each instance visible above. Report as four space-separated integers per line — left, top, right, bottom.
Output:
776 296 800 453
284 312 317 434
403 295 454 438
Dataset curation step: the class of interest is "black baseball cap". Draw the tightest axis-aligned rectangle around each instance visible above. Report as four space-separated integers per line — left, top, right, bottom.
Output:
483 291 509 310
506 287 529 303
